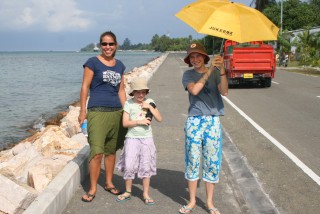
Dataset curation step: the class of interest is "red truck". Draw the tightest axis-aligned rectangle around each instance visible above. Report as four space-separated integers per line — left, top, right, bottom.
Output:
223 40 276 87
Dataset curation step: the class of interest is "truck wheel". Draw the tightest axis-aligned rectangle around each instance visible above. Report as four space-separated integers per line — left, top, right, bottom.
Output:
227 79 234 88
264 78 272 87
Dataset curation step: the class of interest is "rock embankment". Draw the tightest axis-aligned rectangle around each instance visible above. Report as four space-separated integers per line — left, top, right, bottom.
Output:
0 53 167 214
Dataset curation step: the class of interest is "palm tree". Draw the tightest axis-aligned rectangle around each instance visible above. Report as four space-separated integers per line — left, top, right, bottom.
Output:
292 29 320 65
310 32 320 50
278 30 292 53
309 32 320 63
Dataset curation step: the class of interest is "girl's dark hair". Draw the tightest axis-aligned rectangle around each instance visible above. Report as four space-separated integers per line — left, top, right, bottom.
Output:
99 31 117 57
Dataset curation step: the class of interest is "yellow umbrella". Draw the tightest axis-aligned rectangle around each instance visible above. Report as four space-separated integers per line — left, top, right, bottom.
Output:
175 0 279 43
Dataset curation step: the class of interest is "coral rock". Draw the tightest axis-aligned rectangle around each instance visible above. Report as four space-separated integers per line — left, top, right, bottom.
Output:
0 174 37 214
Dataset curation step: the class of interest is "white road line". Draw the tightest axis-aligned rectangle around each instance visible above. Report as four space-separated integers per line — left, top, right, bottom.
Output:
272 81 279 84
317 96 320 98
223 96 320 186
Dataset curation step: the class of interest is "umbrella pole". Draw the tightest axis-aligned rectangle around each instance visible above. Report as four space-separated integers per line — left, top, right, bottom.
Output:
219 39 224 55
213 39 224 72
212 38 215 55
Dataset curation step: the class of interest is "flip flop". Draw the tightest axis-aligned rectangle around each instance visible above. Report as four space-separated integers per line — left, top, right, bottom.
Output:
104 186 121 195
116 191 131 203
144 198 155 205
81 192 95 202
178 205 194 214
208 207 220 214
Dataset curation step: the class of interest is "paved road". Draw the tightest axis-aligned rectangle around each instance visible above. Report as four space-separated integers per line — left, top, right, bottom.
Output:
220 67 320 213
62 53 278 214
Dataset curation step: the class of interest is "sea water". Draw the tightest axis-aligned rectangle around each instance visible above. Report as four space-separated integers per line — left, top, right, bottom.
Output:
0 51 162 149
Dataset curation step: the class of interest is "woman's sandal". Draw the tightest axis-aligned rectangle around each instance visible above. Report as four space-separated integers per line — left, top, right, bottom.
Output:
208 207 220 214
144 198 155 205
104 186 121 195
81 192 95 202
116 191 131 203
178 205 194 214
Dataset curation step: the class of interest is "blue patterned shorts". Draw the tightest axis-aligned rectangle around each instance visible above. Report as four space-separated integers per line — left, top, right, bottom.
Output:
184 115 222 183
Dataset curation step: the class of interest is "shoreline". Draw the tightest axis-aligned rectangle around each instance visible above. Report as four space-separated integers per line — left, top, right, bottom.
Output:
0 54 167 152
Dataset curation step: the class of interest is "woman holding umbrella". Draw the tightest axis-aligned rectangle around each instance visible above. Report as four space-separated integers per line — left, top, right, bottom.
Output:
179 43 228 214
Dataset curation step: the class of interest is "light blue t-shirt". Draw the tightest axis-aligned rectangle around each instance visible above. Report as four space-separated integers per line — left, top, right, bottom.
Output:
182 68 224 116
123 98 155 138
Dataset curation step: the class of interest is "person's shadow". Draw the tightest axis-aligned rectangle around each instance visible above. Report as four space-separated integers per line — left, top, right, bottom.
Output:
81 167 206 211
150 168 207 210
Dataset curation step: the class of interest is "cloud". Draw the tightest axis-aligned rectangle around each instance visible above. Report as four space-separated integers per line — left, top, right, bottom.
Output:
0 0 92 32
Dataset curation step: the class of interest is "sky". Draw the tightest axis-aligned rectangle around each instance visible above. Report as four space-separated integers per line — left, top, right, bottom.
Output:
0 0 252 51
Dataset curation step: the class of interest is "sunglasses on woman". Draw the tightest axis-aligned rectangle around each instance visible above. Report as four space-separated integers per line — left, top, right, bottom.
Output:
100 42 115 46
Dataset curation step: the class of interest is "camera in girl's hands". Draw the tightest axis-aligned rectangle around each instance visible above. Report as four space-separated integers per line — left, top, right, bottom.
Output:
146 102 156 121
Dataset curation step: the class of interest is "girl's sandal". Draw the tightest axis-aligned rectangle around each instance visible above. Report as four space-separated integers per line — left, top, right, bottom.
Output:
144 198 155 205
116 191 131 203
178 205 194 214
208 207 220 214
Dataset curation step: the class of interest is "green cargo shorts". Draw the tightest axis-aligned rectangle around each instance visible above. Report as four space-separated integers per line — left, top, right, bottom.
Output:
87 108 127 161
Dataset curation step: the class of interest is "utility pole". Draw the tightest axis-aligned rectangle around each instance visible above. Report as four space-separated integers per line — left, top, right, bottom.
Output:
280 0 283 34
279 0 283 54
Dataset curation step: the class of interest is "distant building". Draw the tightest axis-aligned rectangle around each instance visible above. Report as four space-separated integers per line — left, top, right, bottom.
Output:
286 26 320 53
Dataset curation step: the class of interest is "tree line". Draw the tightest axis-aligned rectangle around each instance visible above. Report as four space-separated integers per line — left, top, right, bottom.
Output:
81 0 320 66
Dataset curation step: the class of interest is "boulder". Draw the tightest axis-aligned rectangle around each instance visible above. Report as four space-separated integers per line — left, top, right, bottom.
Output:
0 174 37 214
33 125 83 158
0 146 41 183
70 133 88 146
0 149 14 164
12 142 32 156
60 106 81 137
27 156 69 192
